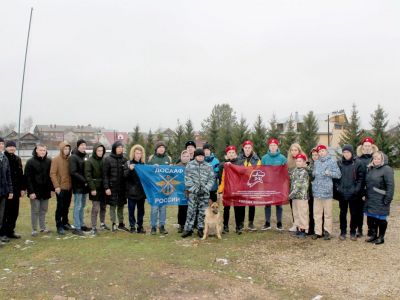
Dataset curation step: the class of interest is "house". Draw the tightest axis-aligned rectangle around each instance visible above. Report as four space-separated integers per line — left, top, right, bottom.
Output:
277 110 349 148
4 131 40 150
99 131 129 149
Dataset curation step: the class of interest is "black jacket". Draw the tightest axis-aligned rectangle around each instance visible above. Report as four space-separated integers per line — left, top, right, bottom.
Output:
69 149 88 194
4 151 26 194
365 154 395 216
84 143 106 201
124 159 146 200
334 157 365 201
25 147 53 200
0 154 13 197
103 146 128 206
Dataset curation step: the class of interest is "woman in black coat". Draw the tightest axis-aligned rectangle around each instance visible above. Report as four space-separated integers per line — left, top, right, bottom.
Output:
364 151 395 245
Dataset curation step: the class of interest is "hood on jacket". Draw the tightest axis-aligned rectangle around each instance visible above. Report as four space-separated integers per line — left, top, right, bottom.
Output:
111 141 124 155
368 151 389 169
92 143 106 160
59 141 71 159
32 145 48 160
357 144 379 157
129 144 146 163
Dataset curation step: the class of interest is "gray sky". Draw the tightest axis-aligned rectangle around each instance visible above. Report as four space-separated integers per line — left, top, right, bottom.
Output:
1 0 399 132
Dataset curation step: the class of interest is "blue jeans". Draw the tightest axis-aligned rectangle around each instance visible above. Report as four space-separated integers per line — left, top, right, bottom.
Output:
73 193 87 230
264 205 283 224
150 205 166 228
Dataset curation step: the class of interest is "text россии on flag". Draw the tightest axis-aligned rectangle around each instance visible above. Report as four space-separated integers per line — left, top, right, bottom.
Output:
135 165 188 206
223 164 289 206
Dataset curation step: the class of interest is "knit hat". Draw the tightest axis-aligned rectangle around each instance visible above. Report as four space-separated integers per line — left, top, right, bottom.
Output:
154 141 166 151
342 144 354 154
203 143 212 150
361 137 374 145
194 148 205 158
5 141 16 148
77 139 87 148
225 145 236 153
242 140 254 148
0 137 4 143
295 153 307 161
267 138 279 146
316 144 327 152
185 140 196 148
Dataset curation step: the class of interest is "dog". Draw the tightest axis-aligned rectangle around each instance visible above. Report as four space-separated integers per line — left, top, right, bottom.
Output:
202 200 222 240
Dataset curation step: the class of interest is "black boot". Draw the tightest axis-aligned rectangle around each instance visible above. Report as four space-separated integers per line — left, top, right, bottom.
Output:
374 220 387 245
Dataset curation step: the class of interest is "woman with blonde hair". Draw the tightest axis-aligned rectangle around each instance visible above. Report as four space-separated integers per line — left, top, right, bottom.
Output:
124 144 147 233
287 143 306 232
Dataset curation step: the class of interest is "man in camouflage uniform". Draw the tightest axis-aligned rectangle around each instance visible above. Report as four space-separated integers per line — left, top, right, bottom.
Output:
182 148 215 238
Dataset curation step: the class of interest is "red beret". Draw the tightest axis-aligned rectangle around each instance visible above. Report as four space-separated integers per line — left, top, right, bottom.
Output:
295 154 307 161
242 140 254 148
225 145 237 153
267 138 279 146
316 144 327 152
361 137 374 145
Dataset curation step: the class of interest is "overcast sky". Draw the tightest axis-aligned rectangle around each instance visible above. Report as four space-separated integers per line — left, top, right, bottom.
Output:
1 0 399 133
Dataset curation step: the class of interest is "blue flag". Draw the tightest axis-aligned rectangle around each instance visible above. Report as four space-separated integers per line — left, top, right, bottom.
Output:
135 165 188 206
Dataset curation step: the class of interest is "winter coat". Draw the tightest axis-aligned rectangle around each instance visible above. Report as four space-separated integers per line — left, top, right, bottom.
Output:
84 143 106 201
103 144 128 206
289 167 309 200
261 150 287 166
69 149 88 194
334 157 365 201
356 144 379 197
147 153 172 165
238 151 261 167
124 159 146 200
24 147 53 200
185 159 215 195
204 154 220 192
0 154 13 197
217 158 241 194
50 141 72 191
312 155 341 199
365 154 394 216
4 151 25 194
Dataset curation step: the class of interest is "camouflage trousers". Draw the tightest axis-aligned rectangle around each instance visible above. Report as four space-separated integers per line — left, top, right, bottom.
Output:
184 193 209 232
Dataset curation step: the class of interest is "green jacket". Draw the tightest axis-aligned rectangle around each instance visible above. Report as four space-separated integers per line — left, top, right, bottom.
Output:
289 167 309 200
147 153 172 166
84 143 106 201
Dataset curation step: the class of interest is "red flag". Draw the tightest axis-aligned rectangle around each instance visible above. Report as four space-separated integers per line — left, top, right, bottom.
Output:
223 164 289 206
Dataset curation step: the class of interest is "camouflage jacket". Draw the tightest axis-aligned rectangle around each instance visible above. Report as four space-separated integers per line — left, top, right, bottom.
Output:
289 167 309 200
185 159 215 195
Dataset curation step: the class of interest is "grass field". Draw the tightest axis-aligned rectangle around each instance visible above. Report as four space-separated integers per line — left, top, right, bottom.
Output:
0 171 399 300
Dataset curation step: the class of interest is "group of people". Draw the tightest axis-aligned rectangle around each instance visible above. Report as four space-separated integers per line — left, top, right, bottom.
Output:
0 134 394 249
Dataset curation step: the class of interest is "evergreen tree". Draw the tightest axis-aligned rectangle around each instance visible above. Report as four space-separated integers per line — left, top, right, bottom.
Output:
183 119 195 143
339 103 362 149
391 122 400 168
127 124 144 155
232 115 251 151
281 114 298 157
370 104 393 162
145 129 154 160
171 119 185 161
252 115 267 156
299 111 319 154
266 113 281 142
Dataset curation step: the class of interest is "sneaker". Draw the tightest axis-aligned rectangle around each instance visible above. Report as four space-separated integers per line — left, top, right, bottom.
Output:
57 228 65 235
296 231 306 238
7 233 21 239
197 229 204 238
137 227 146 234
31 230 38 237
312 234 322 240
72 229 84 236
181 230 193 238
365 235 377 243
100 223 110 231
356 230 363 238
248 222 257 231
151 227 157 235
350 234 357 241
236 227 243 235
90 228 98 235
222 225 229 234
112 223 118 232
130 227 136 234
40 228 51 234
81 225 90 232
261 222 271 231
1 236 10 243
177 225 183 233
339 234 346 241
288 224 297 232
118 223 130 232
63 224 73 231
373 237 384 245
323 231 331 240
276 222 283 231
159 226 168 235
